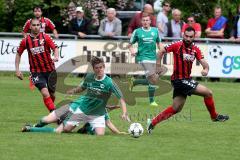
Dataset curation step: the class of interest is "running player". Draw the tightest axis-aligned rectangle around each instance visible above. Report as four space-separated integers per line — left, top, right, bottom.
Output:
22 6 59 39
21 56 129 135
128 13 166 106
15 18 59 112
147 27 229 133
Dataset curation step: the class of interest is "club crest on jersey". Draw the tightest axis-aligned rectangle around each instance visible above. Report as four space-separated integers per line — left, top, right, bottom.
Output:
100 84 105 88
151 32 155 36
183 53 195 61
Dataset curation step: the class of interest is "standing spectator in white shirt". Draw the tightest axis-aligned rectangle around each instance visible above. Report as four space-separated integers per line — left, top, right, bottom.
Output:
156 1 171 38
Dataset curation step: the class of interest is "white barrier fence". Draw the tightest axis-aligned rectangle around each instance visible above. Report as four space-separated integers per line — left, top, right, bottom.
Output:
0 36 240 78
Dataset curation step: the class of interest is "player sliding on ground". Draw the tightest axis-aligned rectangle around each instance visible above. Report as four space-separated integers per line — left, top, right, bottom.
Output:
22 56 130 135
147 27 229 134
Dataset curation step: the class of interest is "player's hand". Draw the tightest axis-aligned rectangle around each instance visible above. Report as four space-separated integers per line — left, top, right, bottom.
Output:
131 52 136 56
121 112 131 122
53 56 59 62
66 89 74 95
156 65 167 76
78 32 86 38
16 70 23 80
201 69 208 76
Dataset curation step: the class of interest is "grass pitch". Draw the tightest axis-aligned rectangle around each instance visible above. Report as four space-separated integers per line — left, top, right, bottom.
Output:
0 75 239 160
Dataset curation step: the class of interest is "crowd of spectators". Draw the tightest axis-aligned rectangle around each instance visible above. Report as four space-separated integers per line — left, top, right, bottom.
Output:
37 0 240 41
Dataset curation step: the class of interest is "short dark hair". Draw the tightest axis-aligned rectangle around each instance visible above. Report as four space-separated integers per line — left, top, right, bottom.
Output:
30 17 40 24
33 5 42 11
162 1 170 7
91 56 104 67
185 26 196 34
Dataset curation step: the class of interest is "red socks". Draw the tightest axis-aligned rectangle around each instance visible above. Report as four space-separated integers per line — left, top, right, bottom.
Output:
204 96 218 119
152 106 177 126
43 96 56 112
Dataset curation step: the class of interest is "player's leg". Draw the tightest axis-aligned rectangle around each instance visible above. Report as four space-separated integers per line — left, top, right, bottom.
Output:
193 84 229 121
62 112 84 133
147 96 186 133
31 72 56 112
94 127 105 136
88 115 105 136
47 70 57 102
22 105 71 132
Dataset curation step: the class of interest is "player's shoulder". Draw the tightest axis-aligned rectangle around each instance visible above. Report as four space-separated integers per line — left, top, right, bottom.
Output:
192 43 201 51
165 40 182 47
43 17 52 22
151 27 158 31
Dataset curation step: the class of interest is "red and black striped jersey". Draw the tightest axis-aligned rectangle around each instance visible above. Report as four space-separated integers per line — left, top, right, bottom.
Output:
165 40 204 80
17 33 58 73
23 17 55 33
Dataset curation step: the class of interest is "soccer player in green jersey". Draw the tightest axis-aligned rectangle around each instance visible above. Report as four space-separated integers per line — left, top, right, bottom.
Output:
22 56 129 135
128 13 166 106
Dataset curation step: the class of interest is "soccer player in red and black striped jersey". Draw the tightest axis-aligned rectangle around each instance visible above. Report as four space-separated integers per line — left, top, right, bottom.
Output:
147 27 229 133
22 6 59 39
15 18 59 112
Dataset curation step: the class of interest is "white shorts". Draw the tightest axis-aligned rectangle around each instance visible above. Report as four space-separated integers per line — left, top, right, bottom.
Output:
65 108 105 129
139 60 156 77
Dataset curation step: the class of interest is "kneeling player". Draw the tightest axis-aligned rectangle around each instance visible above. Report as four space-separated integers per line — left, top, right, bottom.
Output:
22 56 129 135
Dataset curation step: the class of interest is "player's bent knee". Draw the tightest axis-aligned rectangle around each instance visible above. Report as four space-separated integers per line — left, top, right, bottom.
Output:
206 89 213 97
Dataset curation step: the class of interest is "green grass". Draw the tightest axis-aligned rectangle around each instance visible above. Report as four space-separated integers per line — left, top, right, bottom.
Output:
0 75 239 160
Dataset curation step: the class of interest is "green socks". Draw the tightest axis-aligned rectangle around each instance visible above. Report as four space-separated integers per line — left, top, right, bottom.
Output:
148 85 156 103
133 79 149 86
29 127 56 133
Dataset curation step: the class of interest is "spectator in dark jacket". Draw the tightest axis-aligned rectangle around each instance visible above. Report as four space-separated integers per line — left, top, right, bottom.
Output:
230 4 240 41
68 7 91 38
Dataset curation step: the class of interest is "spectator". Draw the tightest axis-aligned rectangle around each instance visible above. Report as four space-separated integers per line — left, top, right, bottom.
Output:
205 6 227 38
68 7 91 38
128 4 156 37
98 8 122 37
165 9 184 38
156 1 171 38
181 16 202 38
230 4 240 41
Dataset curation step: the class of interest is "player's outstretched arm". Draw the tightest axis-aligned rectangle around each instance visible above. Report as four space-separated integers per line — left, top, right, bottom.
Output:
53 47 59 62
66 86 85 95
53 29 59 39
15 53 23 80
106 120 128 135
199 59 209 76
119 98 130 122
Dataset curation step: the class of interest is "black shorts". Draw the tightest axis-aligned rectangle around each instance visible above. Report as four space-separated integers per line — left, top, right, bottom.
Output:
171 79 199 98
30 70 57 93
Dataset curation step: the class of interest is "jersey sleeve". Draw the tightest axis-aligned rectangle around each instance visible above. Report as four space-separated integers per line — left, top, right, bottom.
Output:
23 19 31 33
45 18 56 31
156 28 161 43
104 112 110 120
44 34 58 50
17 38 27 56
129 30 138 44
195 46 204 60
164 42 178 53
110 80 123 99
